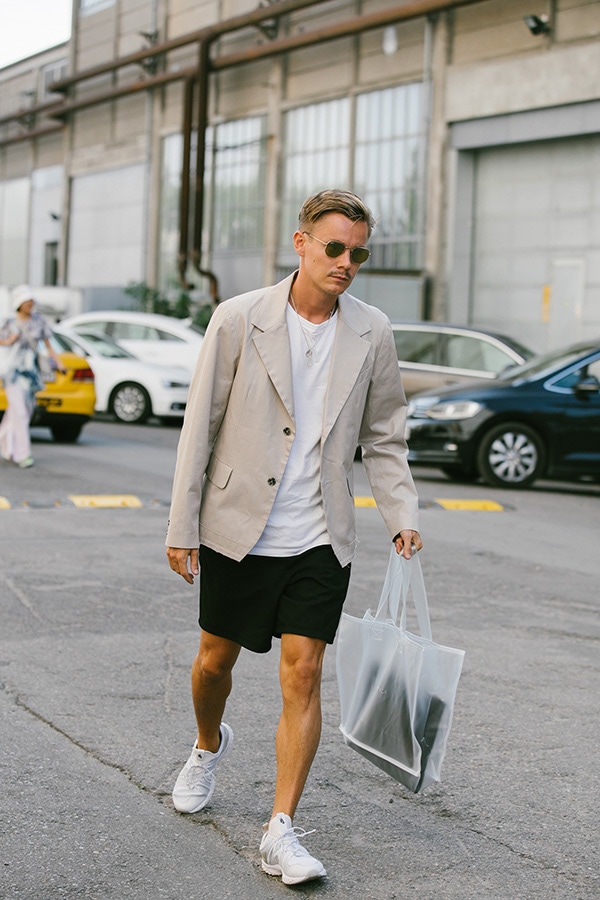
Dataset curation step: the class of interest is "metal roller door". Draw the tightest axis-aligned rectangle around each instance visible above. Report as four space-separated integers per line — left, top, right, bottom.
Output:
470 135 600 353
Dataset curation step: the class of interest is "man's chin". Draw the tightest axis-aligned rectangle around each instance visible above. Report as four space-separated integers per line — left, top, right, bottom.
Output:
329 276 351 293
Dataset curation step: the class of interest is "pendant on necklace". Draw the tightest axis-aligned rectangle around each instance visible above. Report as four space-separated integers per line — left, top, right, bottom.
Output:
305 347 314 366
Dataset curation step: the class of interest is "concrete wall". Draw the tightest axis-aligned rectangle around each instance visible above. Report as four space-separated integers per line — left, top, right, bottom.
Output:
0 0 599 347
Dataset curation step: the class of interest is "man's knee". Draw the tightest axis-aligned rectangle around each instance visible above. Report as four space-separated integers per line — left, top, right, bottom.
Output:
280 636 326 698
196 633 240 683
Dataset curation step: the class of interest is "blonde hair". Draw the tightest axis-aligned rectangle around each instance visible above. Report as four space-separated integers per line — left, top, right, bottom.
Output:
298 190 375 238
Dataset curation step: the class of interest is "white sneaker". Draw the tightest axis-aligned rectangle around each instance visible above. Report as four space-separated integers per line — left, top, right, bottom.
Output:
172 723 233 813
260 812 327 885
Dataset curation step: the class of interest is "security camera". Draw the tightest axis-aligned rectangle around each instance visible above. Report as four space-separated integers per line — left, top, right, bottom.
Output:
523 14 550 35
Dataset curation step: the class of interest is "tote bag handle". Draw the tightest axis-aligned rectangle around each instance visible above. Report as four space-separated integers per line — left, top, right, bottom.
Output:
372 549 432 641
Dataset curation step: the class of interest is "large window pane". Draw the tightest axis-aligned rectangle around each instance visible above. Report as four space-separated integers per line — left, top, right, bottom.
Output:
211 116 267 252
280 98 351 248
157 133 184 291
280 86 424 272
355 83 425 270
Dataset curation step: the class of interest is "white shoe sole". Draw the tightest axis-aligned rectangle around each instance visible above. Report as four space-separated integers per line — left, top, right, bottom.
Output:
261 860 326 885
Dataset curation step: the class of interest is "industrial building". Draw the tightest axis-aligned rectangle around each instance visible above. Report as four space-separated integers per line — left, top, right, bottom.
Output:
1 0 599 350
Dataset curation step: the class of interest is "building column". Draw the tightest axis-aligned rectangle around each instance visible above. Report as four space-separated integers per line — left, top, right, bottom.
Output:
423 10 450 321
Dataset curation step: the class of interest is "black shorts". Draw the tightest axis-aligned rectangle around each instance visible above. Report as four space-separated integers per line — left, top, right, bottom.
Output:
198 544 351 653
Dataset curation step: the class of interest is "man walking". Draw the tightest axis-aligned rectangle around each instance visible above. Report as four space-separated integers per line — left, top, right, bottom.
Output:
166 189 422 885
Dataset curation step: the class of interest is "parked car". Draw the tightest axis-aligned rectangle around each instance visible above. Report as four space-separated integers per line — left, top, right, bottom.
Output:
60 311 204 371
405 341 600 488
0 338 95 443
391 323 534 397
54 327 191 424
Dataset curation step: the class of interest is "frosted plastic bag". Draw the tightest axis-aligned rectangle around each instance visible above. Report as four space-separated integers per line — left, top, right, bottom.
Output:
336 549 465 793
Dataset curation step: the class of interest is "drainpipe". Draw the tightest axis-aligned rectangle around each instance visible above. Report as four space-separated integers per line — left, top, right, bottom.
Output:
0 0 486 296
178 76 195 290
189 39 219 302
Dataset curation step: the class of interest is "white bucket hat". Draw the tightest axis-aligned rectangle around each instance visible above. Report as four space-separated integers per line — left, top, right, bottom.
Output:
12 284 35 311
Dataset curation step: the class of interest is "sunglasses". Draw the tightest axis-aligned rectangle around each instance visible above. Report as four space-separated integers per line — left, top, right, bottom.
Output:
303 232 370 265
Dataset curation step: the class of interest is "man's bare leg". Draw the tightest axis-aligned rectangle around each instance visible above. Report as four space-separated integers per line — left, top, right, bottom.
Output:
270 634 327 819
191 630 241 752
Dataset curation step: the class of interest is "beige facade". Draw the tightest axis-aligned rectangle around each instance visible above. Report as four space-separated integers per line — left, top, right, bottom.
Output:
1 0 599 348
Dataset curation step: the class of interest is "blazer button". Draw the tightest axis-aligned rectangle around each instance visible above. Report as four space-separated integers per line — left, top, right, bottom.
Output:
268 477 276 486
283 427 292 435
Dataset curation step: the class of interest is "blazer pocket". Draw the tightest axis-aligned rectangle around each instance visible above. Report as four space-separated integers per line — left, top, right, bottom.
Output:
206 455 233 490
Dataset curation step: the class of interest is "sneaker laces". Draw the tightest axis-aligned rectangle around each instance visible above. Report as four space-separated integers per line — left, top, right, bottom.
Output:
185 761 214 790
272 825 317 860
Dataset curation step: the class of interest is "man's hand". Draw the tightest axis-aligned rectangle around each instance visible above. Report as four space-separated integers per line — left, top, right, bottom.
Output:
394 529 423 559
167 547 199 584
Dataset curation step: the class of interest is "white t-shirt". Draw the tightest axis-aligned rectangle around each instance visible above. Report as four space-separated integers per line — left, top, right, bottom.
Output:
249 302 337 556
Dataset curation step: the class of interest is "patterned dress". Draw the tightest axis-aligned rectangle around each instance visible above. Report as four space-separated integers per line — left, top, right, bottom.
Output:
0 312 52 464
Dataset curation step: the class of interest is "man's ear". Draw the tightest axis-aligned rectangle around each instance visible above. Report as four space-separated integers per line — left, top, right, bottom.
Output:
293 230 306 256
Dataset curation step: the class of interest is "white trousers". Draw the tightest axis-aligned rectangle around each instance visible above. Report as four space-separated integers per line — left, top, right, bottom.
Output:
0 382 34 463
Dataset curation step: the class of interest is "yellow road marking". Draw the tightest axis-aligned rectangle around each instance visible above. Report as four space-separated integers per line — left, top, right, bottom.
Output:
0 496 11 509
434 498 504 511
68 494 143 508
355 495 504 511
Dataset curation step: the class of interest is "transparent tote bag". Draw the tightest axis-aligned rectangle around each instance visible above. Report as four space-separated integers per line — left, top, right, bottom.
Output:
336 549 465 793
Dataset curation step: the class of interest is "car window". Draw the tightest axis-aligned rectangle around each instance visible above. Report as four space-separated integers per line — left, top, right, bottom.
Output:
157 328 184 342
78 331 133 358
393 330 438 364
553 357 600 389
510 345 598 380
445 334 513 374
59 334 89 356
110 322 161 340
43 334 70 353
84 320 109 336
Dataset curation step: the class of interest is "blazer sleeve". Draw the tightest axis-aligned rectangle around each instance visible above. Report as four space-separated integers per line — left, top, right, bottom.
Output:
358 320 419 536
166 303 241 549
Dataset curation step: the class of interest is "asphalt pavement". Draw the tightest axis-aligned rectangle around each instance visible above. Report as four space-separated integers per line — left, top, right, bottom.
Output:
1 455 599 899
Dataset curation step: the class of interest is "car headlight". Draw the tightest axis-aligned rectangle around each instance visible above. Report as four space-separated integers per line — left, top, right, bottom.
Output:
425 400 483 420
407 397 441 418
162 380 190 389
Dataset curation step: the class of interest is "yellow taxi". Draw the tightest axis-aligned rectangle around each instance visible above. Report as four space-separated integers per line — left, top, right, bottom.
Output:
0 337 96 443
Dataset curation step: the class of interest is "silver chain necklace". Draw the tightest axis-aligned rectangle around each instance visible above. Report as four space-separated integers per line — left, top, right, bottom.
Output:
289 292 336 367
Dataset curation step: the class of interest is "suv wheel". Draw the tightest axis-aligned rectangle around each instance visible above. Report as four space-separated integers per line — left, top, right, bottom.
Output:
477 422 545 488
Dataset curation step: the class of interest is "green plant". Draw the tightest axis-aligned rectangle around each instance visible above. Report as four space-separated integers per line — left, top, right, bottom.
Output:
124 281 214 329
124 282 170 316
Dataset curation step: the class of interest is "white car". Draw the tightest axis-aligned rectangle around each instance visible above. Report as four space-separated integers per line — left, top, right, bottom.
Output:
54 327 191 424
60 310 204 371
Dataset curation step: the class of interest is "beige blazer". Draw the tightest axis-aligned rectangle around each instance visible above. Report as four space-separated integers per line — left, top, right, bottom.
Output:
166 272 419 566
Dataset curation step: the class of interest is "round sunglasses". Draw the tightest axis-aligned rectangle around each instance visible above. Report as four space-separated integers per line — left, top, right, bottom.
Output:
303 232 370 265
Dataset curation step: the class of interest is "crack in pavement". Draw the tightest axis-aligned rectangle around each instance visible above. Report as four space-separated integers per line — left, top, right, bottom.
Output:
3 576 45 624
3 681 153 797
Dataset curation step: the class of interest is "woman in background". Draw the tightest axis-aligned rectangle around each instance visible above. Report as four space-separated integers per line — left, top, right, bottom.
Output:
0 284 64 469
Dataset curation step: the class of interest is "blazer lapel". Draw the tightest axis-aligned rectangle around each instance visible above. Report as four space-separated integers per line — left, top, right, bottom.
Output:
252 275 296 421
322 293 371 441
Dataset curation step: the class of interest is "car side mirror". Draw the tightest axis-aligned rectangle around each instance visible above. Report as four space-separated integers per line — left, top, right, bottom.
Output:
574 375 600 395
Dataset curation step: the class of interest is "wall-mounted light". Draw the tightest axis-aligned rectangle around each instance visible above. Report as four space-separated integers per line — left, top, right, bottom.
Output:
523 14 551 35
255 18 279 40
255 0 279 40
382 26 398 56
